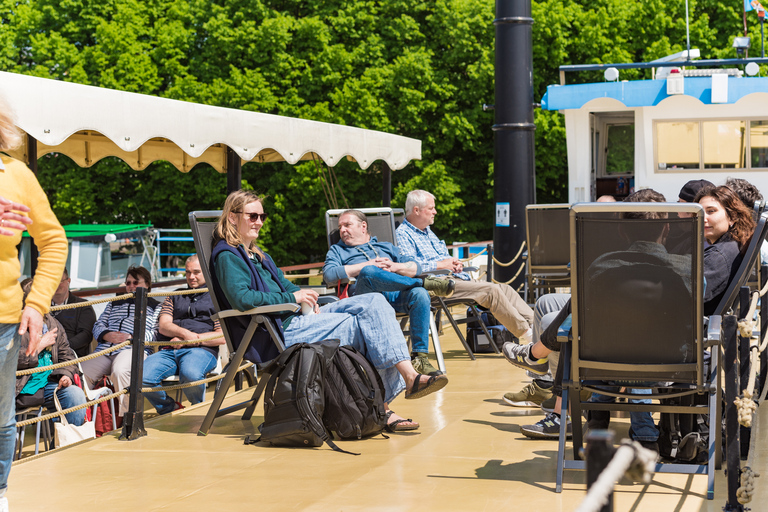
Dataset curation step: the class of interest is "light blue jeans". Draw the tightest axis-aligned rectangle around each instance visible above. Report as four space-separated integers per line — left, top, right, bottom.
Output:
353 265 431 354
142 348 217 414
42 381 87 426
590 386 659 442
532 293 571 383
0 323 21 494
284 293 409 403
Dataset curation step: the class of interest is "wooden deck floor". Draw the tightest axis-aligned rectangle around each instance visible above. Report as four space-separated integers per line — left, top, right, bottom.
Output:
9 326 763 512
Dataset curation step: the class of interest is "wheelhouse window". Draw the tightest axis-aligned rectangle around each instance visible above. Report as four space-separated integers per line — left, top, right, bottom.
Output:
656 119 765 171
751 120 768 168
657 122 699 169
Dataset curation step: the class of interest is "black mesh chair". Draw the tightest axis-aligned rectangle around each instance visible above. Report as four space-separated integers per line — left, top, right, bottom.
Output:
555 202 720 499
189 211 299 436
524 204 571 302
324 207 450 372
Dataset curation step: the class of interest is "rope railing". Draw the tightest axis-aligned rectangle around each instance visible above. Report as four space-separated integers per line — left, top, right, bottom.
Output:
735 284 768 428
15 389 128 427
140 361 253 394
147 288 208 298
15 341 132 376
49 293 134 312
491 261 525 286
144 333 224 347
574 440 658 512
491 241 526 268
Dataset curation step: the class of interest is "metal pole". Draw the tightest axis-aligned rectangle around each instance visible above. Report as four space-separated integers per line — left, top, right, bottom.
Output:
685 0 691 58
486 243 494 283
382 162 391 207
27 134 39 277
226 146 242 194
120 287 148 440
585 430 616 512
493 0 535 289
722 314 743 510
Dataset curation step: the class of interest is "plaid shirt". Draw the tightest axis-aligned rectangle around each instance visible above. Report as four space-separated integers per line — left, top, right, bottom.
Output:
396 219 470 280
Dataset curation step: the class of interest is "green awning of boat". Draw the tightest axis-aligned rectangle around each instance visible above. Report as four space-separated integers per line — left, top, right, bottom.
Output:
22 223 153 243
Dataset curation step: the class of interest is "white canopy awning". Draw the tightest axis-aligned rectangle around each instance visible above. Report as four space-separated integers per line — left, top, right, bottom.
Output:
0 71 421 173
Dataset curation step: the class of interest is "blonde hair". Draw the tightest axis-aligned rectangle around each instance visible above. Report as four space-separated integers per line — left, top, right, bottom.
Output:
0 96 22 151
215 190 265 258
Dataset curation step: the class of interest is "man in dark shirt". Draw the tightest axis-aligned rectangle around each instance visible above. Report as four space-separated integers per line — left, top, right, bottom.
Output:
50 268 97 358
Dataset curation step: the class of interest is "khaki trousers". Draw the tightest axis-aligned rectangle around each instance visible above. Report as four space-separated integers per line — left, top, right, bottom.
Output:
450 280 534 337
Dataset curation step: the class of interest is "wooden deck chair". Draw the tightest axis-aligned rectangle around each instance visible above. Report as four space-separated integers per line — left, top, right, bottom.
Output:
524 204 571 303
325 207 451 372
189 211 299 436
555 202 720 499
390 210 498 360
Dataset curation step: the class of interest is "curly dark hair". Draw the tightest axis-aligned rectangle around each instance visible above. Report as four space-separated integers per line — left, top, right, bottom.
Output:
694 185 756 247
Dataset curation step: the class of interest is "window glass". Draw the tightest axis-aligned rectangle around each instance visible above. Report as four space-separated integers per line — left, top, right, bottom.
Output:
604 124 634 175
657 122 699 169
703 120 745 169
751 120 768 168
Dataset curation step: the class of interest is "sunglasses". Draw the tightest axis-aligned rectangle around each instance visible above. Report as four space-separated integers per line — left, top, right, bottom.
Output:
125 279 141 286
234 211 269 222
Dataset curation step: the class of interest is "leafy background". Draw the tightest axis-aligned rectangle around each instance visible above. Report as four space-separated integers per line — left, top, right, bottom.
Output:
0 0 759 264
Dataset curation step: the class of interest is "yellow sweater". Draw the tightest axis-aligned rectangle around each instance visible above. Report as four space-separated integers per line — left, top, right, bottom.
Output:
0 155 67 324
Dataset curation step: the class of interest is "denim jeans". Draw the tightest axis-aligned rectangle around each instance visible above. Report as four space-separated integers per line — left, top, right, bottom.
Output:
43 382 87 426
354 266 431 354
142 348 217 414
0 323 21 493
532 293 571 384
285 293 409 403
591 385 659 441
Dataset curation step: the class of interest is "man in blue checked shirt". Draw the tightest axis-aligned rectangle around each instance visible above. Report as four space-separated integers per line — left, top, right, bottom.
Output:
396 190 534 345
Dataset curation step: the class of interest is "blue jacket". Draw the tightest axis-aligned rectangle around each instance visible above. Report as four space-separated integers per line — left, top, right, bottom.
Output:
323 236 422 286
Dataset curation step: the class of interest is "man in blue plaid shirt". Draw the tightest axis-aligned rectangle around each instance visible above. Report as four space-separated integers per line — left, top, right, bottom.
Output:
396 190 534 345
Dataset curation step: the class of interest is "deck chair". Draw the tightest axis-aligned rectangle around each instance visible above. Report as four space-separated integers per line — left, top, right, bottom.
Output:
390 210 498 360
524 204 571 302
325 207 451 372
189 211 299 436
555 202 721 499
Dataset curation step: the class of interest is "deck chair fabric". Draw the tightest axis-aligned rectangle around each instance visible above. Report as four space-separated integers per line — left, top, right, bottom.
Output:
188 211 299 436
324 207 452 372
524 204 571 302
555 202 720 499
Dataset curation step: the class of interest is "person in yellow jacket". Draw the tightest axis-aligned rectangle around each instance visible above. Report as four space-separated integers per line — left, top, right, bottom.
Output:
0 97 67 511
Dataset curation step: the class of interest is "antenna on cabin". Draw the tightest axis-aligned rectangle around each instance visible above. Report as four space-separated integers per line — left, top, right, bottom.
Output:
686 0 691 58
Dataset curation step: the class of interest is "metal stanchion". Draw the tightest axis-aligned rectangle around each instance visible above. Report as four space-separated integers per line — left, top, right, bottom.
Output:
585 430 616 512
723 314 745 511
121 287 148 441
486 243 493 283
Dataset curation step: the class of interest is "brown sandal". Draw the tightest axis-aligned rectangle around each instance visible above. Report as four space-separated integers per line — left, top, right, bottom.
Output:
405 374 448 400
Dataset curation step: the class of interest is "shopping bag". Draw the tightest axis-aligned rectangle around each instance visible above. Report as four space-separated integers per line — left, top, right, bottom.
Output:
53 391 96 447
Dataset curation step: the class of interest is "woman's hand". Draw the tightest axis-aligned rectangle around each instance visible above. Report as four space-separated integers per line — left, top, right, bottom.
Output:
57 376 72 389
38 327 58 351
293 289 319 309
0 195 32 236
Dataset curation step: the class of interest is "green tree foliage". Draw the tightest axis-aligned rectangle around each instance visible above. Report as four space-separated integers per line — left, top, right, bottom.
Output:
0 0 757 263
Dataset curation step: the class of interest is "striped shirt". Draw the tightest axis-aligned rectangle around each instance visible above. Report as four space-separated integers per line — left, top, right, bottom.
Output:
395 219 470 281
92 297 161 354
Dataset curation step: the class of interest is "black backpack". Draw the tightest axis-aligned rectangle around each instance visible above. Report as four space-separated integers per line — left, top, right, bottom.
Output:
252 340 338 449
323 345 387 440
657 393 709 463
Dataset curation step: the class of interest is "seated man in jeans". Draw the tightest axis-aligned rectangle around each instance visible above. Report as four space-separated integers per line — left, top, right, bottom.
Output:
323 209 455 377
142 255 224 414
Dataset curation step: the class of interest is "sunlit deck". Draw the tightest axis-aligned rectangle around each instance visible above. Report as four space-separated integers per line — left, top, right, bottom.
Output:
9 324 764 512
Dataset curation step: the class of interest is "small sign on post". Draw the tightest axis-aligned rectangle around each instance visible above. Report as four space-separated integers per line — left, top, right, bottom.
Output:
496 202 510 227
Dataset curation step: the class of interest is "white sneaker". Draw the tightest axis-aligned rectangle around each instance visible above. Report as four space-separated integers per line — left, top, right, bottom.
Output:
518 328 533 345
0 496 8 512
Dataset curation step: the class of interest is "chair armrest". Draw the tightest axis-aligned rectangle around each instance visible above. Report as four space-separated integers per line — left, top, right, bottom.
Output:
705 315 722 346
213 303 301 321
557 314 572 343
464 266 478 272
419 270 451 276
318 296 339 305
